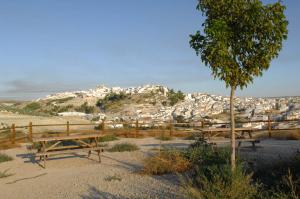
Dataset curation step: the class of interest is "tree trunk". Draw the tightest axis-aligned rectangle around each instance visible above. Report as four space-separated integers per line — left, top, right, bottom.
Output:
230 86 236 171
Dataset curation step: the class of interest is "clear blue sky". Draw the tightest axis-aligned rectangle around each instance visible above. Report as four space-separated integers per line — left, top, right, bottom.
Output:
0 0 299 100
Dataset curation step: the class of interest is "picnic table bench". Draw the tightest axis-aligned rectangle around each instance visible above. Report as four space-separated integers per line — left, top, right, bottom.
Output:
32 133 103 168
200 128 260 148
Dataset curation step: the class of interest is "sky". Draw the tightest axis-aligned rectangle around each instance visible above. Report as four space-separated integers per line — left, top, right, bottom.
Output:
0 0 299 100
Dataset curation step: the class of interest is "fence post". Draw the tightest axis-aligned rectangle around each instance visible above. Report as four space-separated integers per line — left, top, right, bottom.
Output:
102 120 105 134
29 122 33 141
201 121 204 128
169 119 173 136
66 121 70 136
11 124 16 144
268 115 272 138
135 120 139 138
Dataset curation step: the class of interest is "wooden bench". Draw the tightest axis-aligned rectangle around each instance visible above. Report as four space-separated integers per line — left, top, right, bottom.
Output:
32 133 103 168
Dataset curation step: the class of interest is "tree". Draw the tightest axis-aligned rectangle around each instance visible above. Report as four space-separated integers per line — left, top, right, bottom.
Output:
190 0 288 170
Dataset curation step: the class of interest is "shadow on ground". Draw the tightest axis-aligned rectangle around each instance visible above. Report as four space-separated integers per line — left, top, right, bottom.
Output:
80 185 126 199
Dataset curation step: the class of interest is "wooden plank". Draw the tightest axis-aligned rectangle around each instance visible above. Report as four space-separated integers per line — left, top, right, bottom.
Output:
32 133 103 142
206 139 259 144
201 127 255 132
36 147 103 156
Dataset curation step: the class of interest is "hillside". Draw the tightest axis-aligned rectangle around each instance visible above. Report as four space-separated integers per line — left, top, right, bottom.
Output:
0 84 299 124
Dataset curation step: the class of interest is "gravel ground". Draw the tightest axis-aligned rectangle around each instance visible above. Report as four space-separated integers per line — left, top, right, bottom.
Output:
1 137 300 199
0 138 194 199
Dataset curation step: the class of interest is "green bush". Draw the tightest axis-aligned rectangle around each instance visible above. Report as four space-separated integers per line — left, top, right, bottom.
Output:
156 134 173 141
96 92 127 110
99 134 118 142
108 143 139 152
184 164 258 199
23 102 41 112
167 89 185 106
75 102 95 114
0 153 13 163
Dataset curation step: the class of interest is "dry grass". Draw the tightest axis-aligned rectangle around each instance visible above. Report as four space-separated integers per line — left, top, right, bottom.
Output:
107 143 139 152
143 150 190 175
0 169 13 178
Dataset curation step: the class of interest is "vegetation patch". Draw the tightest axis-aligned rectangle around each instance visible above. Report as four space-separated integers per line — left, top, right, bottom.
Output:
0 153 13 163
167 89 185 106
99 134 118 142
23 102 41 112
156 134 173 141
104 174 122 182
108 143 139 152
75 102 95 114
96 92 128 111
143 150 190 175
184 133 198 140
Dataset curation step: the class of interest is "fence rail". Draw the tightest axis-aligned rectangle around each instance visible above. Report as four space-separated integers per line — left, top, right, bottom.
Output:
0 118 299 145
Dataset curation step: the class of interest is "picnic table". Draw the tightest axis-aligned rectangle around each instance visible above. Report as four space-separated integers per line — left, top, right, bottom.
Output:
200 127 260 148
32 133 103 168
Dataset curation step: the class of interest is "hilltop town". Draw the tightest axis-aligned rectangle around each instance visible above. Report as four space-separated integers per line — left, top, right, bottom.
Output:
1 84 298 130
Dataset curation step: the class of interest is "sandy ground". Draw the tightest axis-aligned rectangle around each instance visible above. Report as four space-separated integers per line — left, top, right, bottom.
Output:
0 137 300 199
0 112 90 127
0 138 194 199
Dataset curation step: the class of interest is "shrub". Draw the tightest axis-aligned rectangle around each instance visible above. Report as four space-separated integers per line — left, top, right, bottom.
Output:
184 164 258 199
0 153 13 163
156 134 173 141
99 134 118 142
167 89 185 106
143 150 190 175
183 143 230 166
75 102 95 114
184 133 198 140
23 102 41 112
96 92 127 110
108 143 139 152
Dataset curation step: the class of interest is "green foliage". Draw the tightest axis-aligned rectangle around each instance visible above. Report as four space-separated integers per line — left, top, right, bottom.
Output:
183 143 258 199
107 143 139 152
156 134 173 141
75 102 95 114
96 92 127 110
46 97 74 105
175 115 185 123
184 164 258 199
184 143 230 166
184 133 198 140
167 89 185 106
0 153 13 163
0 103 50 116
99 134 118 142
190 0 288 89
23 102 41 111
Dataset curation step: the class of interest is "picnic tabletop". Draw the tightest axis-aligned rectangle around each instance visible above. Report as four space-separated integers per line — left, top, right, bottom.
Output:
32 133 103 142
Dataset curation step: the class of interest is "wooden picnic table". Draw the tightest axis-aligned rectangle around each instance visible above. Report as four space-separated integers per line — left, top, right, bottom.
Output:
200 127 260 148
32 133 103 168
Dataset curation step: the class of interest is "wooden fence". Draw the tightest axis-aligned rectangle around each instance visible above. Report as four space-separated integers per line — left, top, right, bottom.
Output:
0 118 299 146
